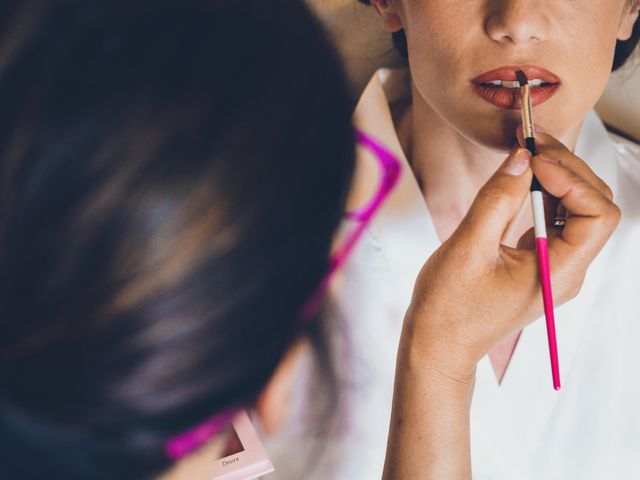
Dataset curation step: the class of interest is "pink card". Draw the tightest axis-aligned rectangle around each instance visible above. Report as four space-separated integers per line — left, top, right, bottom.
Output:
211 410 274 480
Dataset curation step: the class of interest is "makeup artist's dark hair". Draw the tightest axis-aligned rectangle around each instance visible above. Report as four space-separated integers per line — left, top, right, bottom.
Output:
358 0 640 71
0 0 353 479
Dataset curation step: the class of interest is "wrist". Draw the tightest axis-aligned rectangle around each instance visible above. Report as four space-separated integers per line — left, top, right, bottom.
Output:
399 310 479 388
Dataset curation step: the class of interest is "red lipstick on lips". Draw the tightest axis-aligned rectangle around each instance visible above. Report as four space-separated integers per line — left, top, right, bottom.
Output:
471 66 560 109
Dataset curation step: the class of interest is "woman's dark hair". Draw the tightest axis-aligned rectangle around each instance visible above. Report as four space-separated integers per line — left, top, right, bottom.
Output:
358 0 640 71
0 0 354 478
614 5 640 70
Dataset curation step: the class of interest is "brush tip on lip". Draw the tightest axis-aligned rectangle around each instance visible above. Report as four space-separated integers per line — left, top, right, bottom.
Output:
516 70 529 87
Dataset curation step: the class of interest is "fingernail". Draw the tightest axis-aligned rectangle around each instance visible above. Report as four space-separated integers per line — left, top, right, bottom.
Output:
534 124 546 133
538 154 560 164
503 148 531 176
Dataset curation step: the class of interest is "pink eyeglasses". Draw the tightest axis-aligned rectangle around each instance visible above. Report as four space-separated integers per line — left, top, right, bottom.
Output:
165 129 401 461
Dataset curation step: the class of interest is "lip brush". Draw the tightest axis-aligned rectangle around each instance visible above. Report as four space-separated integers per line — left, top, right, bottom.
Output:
516 69 561 391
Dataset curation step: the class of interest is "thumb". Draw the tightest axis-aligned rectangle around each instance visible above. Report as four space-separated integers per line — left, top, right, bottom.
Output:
457 148 533 248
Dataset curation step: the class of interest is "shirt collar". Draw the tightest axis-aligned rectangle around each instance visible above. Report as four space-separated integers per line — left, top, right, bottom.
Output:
575 110 619 196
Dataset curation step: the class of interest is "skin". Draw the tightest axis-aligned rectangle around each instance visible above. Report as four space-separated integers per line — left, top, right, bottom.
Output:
368 0 639 379
159 435 227 480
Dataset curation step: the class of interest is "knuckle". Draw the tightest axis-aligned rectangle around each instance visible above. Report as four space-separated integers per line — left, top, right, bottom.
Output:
599 201 622 230
602 184 614 202
609 202 622 223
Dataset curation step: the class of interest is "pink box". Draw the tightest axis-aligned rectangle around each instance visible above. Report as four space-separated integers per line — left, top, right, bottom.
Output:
211 410 274 480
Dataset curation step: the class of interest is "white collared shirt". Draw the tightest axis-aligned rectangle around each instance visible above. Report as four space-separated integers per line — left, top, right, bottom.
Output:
265 71 640 480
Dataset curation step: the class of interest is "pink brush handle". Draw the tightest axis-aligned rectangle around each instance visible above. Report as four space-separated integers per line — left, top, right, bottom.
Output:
535 237 561 390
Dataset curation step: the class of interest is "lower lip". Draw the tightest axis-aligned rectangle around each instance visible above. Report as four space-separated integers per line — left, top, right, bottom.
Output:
472 83 560 109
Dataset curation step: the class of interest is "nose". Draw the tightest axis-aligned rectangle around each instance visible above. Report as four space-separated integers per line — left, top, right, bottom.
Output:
485 0 550 45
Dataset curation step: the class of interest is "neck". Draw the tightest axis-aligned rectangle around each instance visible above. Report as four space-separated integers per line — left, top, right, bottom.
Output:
401 82 582 241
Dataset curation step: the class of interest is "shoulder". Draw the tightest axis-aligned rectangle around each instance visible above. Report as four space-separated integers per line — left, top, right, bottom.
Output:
608 133 640 221
610 133 640 187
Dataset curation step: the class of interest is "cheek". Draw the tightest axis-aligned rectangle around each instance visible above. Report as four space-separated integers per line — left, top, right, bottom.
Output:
401 1 476 83
403 7 478 120
567 7 620 74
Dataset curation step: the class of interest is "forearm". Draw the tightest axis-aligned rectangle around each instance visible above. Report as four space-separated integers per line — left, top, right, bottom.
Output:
383 326 475 480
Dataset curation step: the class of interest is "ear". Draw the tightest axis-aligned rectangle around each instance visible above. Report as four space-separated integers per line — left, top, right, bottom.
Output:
618 0 640 40
253 340 307 435
369 0 403 32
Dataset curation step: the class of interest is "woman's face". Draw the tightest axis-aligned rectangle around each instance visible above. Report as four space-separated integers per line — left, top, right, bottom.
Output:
374 0 639 150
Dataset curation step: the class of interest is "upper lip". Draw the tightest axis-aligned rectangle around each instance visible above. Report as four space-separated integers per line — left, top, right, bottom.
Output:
471 65 561 86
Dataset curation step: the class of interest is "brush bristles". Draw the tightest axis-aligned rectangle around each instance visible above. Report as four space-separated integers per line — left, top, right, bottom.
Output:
516 70 529 87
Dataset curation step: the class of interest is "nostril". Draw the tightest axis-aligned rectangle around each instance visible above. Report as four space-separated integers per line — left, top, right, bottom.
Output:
491 30 542 45
485 12 547 44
